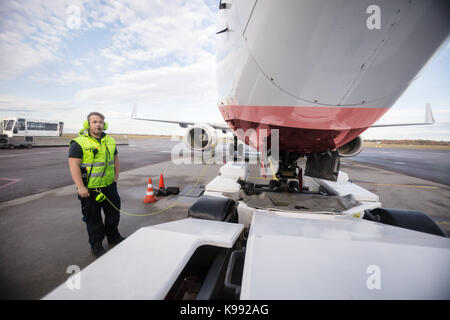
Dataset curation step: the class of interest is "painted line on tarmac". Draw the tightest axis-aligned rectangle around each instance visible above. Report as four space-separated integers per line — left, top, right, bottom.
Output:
0 178 20 189
0 151 54 158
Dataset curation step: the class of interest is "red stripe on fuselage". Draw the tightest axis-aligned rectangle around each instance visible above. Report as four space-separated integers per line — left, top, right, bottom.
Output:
219 105 388 130
219 105 389 154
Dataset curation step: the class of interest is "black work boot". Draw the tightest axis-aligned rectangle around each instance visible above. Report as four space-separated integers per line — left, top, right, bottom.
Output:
108 236 126 246
91 242 106 257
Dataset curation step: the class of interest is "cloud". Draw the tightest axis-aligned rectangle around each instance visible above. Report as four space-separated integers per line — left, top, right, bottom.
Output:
29 70 94 86
0 0 216 85
92 0 216 70
0 1 72 79
75 55 217 105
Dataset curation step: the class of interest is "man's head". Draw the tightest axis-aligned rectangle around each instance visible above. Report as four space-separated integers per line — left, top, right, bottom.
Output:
87 112 105 136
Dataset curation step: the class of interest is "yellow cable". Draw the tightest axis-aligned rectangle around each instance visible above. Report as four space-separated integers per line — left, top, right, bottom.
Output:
269 158 278 181
103 164 208 217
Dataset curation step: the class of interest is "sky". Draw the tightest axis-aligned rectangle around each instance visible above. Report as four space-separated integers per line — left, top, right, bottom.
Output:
0 0 449 141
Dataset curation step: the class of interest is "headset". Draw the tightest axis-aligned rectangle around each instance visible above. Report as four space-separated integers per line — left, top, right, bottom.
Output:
83 120 108 131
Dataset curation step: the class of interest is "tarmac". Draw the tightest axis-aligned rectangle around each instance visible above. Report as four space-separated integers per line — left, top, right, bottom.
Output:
0 150 449 299
352 147 450 186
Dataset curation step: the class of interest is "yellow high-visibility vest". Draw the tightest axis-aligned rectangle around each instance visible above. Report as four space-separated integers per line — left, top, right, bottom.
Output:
71 133 116 188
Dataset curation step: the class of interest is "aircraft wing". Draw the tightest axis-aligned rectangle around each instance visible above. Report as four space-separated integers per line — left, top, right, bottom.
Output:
370 103 435 128
132 103 435 131
131 105 230 131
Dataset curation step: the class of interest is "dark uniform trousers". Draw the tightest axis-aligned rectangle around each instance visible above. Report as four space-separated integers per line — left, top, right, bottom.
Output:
78 182 121 246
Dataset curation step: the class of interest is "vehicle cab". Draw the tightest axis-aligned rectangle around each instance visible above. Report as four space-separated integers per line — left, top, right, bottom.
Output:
0 117 33 148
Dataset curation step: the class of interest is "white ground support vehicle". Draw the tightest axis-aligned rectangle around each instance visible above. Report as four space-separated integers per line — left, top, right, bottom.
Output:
0 117 64 149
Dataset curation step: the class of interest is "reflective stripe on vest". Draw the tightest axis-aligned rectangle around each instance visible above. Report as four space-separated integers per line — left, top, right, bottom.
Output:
89 172 107 177
81 172 107 178
80 161 114 168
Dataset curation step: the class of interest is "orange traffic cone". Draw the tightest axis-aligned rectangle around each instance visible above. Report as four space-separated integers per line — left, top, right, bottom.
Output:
143 178 158 203
159 173 165 190
157 173 168 196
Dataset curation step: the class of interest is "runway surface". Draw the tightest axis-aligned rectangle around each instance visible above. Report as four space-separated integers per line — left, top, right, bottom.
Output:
0 138 449 299
352 147 450 186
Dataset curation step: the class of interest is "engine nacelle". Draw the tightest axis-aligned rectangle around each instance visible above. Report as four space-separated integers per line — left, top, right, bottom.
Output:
183 124 218 151
337 136 363 157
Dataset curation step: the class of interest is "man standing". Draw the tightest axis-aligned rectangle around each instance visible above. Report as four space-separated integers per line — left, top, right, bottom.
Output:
68 112 125 256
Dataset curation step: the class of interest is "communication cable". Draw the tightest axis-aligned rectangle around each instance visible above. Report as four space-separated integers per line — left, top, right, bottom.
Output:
95 164 208 217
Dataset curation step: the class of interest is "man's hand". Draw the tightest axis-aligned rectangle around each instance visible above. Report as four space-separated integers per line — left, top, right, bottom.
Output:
77 185 90 198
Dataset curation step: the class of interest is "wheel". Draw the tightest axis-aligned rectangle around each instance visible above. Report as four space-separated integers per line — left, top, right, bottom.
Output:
288 181 299 192
269 179 280 192
368 208 447 237
9 145 14 149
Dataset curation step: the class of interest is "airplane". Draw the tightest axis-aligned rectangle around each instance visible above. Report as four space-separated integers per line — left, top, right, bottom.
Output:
132 0 446 184
44 0 450 300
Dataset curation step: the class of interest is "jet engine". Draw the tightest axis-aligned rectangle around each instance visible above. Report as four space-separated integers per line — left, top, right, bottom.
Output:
183 124 218 151
337 136 363 157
